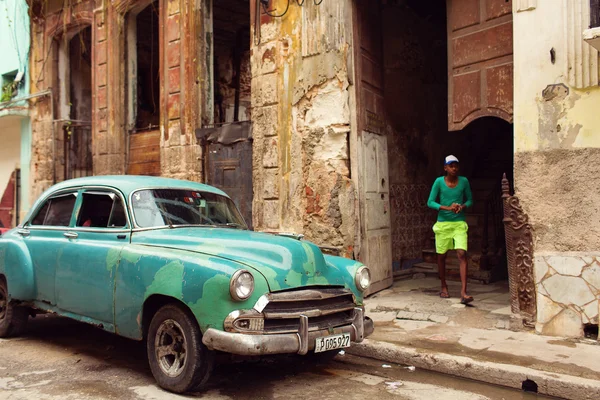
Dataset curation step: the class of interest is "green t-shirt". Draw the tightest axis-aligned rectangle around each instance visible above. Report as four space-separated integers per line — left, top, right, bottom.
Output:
427 176 473 222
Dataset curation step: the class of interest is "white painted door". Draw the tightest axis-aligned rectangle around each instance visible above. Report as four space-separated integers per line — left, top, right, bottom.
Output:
361 131 392 296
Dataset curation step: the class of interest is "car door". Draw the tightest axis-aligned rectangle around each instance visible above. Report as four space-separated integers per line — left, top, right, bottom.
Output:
54 189 130 328
19 190 79 305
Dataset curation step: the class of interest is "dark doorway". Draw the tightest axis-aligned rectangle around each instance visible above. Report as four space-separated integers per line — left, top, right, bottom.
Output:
200 0 253 228
66 26 93 179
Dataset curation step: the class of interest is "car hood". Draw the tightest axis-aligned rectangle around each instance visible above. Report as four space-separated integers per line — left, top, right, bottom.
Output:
130 227 354 292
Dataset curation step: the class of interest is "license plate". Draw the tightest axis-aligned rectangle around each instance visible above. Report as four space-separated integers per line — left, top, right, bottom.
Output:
314 333 351 353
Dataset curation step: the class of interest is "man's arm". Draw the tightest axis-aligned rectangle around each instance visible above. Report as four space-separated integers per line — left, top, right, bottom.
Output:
427 179 441 211
428 179 456 211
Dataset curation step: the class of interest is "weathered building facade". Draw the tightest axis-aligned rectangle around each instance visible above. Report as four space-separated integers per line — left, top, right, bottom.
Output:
0 0 32 227
26 0 600 338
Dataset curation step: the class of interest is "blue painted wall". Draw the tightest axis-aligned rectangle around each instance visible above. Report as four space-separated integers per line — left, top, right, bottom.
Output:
0 0 31 222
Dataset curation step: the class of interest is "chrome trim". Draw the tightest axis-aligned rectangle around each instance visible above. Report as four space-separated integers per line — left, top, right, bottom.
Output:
355 266 371 292
224 309 264 334
24 185 132 231
253 294 269 313
352 307 365 342
267 288 354 303
297 315 309 355
229 269 254 301
202 316 374 356
263 304 356 320
17 229 30 237
63 232 79 239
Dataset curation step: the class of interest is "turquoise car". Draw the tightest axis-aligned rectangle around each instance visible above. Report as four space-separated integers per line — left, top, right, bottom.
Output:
0 176 374 393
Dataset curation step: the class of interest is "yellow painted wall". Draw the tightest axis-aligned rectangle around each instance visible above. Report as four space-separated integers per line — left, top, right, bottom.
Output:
513 1 600 152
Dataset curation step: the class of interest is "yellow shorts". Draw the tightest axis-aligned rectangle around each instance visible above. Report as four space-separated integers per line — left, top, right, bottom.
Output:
433 221 468 254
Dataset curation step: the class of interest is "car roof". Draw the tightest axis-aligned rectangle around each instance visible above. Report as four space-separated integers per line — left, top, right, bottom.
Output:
45 175 228 198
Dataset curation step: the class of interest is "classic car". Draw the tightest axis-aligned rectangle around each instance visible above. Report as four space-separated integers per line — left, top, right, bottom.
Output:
0 176 373 393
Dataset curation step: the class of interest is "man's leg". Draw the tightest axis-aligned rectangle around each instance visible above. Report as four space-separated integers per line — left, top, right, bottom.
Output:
454 222 472 303
456 249 469 298
437 252 448 297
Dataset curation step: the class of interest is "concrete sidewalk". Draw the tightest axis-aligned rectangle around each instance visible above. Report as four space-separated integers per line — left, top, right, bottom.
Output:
348 277 600 400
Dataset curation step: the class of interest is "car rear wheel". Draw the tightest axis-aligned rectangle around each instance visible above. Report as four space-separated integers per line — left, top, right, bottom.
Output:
0 276 28 338
147 304 214 393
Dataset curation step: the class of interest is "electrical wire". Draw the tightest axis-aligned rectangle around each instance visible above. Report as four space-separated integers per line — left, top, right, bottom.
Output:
262 0 290 18
297 0 305 5
314 0 324 5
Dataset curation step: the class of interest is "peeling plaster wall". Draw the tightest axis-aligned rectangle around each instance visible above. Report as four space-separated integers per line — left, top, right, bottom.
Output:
513 1 600 336
251 1 356 256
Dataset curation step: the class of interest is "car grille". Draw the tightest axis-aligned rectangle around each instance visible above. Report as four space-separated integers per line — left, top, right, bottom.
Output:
262 287 357 334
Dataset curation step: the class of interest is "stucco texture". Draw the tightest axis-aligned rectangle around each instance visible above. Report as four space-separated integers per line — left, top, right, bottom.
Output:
515 148 600 253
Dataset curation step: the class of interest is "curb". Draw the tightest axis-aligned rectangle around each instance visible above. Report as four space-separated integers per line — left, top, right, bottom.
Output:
346 339 600 400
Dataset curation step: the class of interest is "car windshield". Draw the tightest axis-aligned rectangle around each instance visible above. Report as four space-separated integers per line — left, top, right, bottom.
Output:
131 189 247 229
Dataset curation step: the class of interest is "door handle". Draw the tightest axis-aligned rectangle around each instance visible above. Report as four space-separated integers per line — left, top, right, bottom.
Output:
17 229 30 237
117 234 127 240
63 232 78 239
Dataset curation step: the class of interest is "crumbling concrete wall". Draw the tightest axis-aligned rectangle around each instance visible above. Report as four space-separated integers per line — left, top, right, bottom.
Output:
513 1 600 337
251 1 357 256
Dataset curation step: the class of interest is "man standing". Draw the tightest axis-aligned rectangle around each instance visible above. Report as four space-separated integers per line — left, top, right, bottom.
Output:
427 155 474 304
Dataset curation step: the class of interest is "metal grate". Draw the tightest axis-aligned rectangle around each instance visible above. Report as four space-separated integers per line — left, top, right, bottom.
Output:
592 0 600 28
64 123 93 179
262 287 356 334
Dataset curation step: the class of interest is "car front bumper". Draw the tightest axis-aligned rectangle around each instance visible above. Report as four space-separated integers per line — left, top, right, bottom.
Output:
202 307 374 356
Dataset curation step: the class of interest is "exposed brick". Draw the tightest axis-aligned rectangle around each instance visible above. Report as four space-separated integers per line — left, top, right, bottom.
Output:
167 14 180 42
168 67 181 93
167 0 180 15
97 63 107 87
96 40 107 65
96 86 107 109
168 93 180 120
167 41 180 68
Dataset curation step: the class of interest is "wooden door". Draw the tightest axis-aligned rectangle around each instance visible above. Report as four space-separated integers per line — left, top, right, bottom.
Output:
353 0 392 294
206 141 253 230
447 0 513 131
127 130 161 176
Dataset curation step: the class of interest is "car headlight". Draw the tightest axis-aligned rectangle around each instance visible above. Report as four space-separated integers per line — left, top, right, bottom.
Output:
355 266 371 292
230 270 254 301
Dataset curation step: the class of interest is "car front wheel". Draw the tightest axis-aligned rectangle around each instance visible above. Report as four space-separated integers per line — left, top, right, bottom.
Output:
146 304 214 393
0 276 28 338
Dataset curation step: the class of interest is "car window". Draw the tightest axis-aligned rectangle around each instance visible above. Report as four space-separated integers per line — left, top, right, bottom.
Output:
131 189 247 229
31 193 78 226
76 192 128 228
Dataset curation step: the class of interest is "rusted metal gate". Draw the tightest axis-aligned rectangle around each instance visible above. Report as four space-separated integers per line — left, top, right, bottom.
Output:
196 121 253 229
447 0 514 131
353 0 393 295
64 123 93 179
